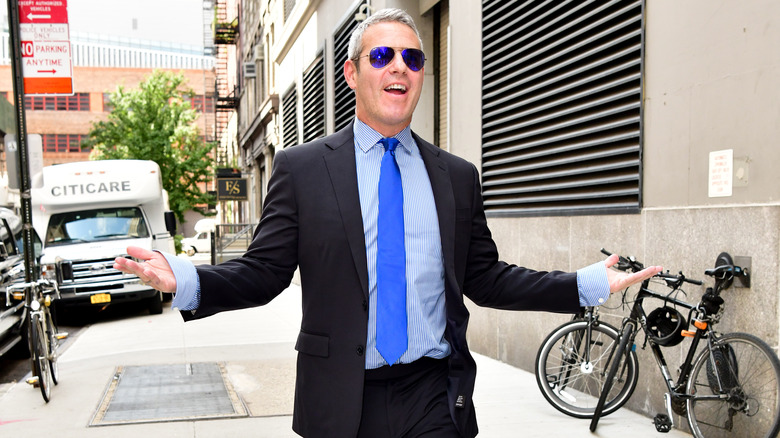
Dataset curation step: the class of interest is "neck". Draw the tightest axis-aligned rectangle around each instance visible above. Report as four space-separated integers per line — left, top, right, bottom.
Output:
355 116 409 138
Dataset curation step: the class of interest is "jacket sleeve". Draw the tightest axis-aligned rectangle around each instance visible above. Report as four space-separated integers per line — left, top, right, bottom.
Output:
459 164 581 314
184 149 299 320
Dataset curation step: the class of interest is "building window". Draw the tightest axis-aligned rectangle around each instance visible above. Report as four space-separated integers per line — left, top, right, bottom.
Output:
42 134 90 153
283 0 296 22
102 93 113 112
332 5 361 132
301 52 325 143
187 93 216 113
282 84 299 148
25 93 90 111
481 0 644 216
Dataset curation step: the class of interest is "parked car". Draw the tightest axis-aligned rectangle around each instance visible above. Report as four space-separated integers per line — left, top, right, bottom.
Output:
0 207 40 358
181 219 215 257
181 231 211 256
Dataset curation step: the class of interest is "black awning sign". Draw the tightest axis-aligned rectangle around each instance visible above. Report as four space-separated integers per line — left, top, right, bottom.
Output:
217 178 248 201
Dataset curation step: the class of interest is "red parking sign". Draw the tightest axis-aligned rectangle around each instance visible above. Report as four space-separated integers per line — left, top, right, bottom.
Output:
21 40 34 57
17 0 73 95
18 0 69 23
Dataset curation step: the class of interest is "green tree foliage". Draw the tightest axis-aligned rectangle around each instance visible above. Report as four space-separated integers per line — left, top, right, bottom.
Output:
85 70 215 225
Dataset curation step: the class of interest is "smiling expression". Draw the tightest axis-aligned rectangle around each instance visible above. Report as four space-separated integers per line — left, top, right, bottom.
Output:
344 21 425 137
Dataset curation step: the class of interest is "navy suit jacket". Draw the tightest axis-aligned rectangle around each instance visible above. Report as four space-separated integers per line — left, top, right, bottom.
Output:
187 123 581 437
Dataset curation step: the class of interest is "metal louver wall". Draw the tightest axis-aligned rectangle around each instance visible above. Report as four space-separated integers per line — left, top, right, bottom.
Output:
282 85 298 148
333 7 361 132
284 0 296 22
302 52 325 142
481 0 644 216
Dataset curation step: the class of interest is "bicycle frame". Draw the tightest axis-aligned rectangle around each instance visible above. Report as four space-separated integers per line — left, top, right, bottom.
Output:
621 277 728 407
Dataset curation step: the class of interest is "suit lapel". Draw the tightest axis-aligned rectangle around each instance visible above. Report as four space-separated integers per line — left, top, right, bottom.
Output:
415 135 457 279
323 124 370 299
321 127 457 301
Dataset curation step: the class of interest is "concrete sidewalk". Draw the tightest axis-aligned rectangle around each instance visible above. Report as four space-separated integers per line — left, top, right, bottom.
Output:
0 284 690 437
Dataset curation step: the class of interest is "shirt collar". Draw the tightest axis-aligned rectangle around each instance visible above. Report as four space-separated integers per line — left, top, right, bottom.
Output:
353 118 415 154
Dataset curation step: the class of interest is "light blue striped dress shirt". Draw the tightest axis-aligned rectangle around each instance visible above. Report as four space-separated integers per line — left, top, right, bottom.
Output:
353 120 449 368
166 119 610 369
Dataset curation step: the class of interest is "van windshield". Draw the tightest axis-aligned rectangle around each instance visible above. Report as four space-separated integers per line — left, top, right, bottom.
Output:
45 207 150 247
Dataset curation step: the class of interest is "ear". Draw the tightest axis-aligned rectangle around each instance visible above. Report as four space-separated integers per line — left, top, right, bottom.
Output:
344 59 358 90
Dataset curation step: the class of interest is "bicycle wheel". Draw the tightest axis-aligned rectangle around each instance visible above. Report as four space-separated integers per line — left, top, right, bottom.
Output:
536 319 638 418
686 332 780 438
30 313 53 402
44 306 59 385
590 321 636 432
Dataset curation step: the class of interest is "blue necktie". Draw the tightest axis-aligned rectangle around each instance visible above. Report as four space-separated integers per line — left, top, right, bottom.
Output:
376 137 407 366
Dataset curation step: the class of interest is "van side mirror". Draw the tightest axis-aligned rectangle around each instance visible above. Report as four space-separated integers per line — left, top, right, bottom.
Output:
164 211 176 236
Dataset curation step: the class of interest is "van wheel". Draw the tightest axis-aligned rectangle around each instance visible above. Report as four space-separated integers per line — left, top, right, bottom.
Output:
148 291 163 315
186 247 196 257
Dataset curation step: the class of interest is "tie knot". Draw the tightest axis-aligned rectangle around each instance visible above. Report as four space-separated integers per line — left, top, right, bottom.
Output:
380 137 399 153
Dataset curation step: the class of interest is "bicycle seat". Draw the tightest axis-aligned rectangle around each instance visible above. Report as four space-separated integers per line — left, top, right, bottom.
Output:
704 264 737 279
705 264 746 282
704 252 746 290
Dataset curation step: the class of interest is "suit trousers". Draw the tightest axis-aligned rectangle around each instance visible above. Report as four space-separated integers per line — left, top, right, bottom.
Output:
357 358 461 438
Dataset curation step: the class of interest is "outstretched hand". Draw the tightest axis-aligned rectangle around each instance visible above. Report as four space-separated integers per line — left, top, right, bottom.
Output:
114 246 177 293
604 254 662 293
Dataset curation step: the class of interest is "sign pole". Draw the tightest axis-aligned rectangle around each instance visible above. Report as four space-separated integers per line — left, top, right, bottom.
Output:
6 0 36 284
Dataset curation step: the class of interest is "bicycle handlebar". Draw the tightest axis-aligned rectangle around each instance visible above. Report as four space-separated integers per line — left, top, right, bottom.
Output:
601 248 702 285
6 278 58 293
657 271 703 286
600 248 645 272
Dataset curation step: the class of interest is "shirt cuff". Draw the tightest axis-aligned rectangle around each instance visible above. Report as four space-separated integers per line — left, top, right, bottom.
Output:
576 261 610 307
159 251 201 311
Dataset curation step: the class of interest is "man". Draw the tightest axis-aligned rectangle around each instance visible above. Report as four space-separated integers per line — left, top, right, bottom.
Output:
115 8 660 438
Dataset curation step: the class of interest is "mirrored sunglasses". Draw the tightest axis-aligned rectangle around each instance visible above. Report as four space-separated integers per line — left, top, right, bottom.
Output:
361 46 426 72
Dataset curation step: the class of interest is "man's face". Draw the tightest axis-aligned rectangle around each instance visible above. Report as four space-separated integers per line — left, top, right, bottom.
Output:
344 21 425 137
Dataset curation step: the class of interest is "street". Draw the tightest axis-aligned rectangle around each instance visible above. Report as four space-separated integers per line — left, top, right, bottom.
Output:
0 300 148 399
0 275 691 437
0 253 210 400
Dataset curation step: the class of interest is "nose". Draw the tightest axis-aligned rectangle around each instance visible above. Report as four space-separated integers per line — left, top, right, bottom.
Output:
387 50 408 73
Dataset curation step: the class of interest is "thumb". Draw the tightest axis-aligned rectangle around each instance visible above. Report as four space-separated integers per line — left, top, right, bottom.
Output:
604 253 620 269
126 245 157 261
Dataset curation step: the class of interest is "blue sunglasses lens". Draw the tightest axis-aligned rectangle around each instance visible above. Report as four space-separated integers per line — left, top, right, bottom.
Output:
368 46 394 68
401 49 425 71
368 47 425 71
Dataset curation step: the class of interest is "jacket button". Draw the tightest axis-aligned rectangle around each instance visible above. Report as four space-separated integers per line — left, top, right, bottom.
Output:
362 299 368 310
356 345 364 356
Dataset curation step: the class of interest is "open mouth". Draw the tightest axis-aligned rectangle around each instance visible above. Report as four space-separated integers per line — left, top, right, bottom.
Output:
384 84 407 95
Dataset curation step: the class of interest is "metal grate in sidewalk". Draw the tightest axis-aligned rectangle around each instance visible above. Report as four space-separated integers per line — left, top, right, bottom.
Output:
90 362 247 426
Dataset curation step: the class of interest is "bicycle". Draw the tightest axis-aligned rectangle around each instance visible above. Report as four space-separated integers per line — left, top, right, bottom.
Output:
586 250 780 437
535 249 780 437
534 251 654 419
6 261 70 402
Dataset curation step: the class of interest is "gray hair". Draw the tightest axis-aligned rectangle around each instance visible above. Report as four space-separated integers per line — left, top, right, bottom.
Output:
347 8 423 64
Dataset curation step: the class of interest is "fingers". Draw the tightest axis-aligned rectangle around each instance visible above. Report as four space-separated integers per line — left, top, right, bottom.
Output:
603 254 620 269
113 246 177 293
126 245 157 261
138 266 161 287
114 256 142 275
641 265 664 280
608 264 663 293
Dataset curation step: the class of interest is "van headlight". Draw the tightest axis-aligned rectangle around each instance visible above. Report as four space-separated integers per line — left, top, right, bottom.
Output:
41 263 58 281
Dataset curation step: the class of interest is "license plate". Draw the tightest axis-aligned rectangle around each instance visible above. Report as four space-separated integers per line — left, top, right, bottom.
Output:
90 293 111 304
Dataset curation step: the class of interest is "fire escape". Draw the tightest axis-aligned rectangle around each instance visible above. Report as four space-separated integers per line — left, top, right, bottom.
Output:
213 0 239 166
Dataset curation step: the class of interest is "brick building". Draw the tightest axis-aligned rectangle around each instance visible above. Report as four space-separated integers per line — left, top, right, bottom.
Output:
0 34 216 167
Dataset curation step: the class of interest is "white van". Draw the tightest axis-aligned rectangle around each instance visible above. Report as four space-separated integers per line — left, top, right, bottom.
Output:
31 160 176 314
